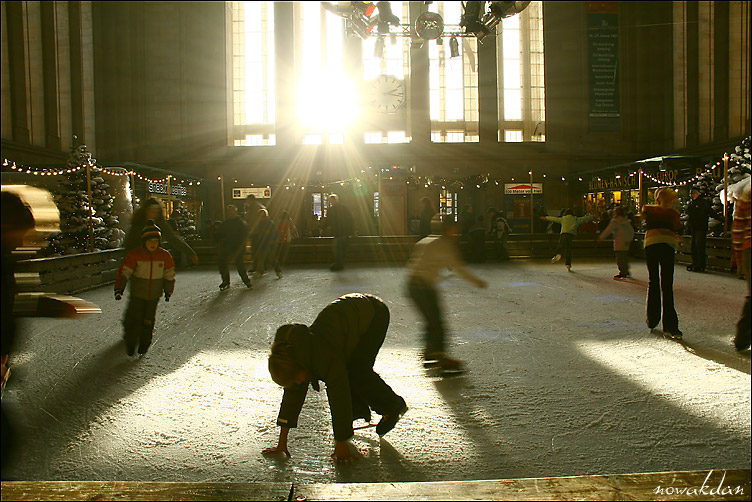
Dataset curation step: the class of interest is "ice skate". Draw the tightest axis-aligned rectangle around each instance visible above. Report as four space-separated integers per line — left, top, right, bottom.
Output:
551 254 562 263
376 399 408 436
436 357 465 376
663 329 683 341
219 282 230 291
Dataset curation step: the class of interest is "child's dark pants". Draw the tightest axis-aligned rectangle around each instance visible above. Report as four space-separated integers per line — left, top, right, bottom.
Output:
123 297 160 354
347 298 405 419
555 233 574 266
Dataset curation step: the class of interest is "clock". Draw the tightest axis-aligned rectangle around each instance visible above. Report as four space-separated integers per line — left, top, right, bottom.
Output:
367 75 406 114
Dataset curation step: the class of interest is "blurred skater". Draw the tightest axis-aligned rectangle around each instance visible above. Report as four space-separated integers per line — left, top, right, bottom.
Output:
125 198 198 266
272 210 297 279
217 204 251 290
419 197 437 239
324 194 354 272
263 293 407 464
642 188 683 340
731 180 751 351
541 209 595 271
597 206 635 280
115 221 175 356
1 192 35 473
406 216 487 373
252 208 277 278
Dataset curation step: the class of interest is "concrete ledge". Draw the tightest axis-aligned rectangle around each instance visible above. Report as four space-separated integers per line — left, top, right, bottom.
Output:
2 469 749 501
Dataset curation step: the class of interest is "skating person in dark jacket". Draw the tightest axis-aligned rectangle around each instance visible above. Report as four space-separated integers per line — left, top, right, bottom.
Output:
263 293 407 464
686 188 715 272
324 194 354 271
217 204 251 290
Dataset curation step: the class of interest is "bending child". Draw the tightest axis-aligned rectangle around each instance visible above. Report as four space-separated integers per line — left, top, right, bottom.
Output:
263 293 407 464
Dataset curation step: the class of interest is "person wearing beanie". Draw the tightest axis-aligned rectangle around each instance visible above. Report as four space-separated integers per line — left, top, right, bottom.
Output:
114 220 176 356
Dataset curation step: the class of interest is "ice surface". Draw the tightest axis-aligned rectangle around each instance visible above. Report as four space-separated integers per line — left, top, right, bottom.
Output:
2 258 750 484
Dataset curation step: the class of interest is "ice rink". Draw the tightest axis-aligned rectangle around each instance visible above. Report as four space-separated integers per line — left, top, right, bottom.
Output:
2 258 750 484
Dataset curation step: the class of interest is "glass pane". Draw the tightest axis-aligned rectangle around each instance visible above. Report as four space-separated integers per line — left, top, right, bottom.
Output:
504 59 521 89
504 89 522 120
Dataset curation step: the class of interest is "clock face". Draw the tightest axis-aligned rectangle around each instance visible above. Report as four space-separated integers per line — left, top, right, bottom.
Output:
368 75 406 113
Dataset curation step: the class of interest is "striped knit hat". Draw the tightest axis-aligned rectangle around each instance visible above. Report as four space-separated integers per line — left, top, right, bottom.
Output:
141 220 162 244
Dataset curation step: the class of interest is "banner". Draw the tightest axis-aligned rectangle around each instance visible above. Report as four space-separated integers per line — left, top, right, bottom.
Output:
588 1 620 131
505 183 543 194
232 187 271 199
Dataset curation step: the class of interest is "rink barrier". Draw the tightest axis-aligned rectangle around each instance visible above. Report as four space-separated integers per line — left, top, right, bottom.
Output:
15 249 125 295
188 234 616 265
0 468 749 501
632 234 734 272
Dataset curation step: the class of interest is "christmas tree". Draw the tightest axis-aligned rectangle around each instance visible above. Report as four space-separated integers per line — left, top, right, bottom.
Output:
44 138 124 255
170 204 198 241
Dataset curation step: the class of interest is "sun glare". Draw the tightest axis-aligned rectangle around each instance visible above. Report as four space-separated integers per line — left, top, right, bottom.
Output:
297 77 360 132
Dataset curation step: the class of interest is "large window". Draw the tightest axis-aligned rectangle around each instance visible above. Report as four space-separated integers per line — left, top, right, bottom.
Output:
361 1 411 143
428 2 479 143
230 2 276 146
497 1 545 142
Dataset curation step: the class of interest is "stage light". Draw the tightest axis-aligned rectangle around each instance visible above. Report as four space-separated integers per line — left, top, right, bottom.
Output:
449 36 460 57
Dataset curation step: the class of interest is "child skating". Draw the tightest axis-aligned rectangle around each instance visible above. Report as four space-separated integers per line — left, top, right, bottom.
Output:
540 209 595 271
406 216 487 375
263 293 407 465
114 221 175 357
597 206 636 280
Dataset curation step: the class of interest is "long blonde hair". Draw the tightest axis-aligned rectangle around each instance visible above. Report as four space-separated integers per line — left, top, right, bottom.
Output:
654 187 678 207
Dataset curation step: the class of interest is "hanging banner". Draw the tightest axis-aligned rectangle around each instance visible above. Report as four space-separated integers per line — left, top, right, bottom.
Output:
588 1 620 132
149 181 187 197
504 183 543 194
232 187 271 199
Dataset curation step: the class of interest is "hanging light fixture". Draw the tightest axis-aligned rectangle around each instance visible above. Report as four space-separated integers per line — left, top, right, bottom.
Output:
449 36 460 57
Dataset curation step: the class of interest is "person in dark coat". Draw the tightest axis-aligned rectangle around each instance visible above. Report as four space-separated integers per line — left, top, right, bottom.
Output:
263 293 407 464
124 198 198 266
324 194 354 272
686 188 715 272
419 197 437 239
217 204 251 290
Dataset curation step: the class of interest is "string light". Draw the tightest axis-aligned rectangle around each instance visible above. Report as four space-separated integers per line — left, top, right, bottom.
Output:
3 158 202 185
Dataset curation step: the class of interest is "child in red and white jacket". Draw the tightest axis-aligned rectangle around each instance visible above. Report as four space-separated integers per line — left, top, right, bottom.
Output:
115 221 175 356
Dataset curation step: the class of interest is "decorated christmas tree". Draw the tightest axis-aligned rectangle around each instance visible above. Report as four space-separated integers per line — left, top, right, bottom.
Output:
681 136 751 237
45 138 124 255
170 204 198 241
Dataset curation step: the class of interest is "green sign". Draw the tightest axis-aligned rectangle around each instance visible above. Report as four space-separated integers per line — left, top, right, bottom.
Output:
588 5 620 131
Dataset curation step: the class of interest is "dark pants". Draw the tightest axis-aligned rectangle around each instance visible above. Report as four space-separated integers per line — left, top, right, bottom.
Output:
273 242 290 274
219 247 249 285
690 230 707 270
332 236 349 270
407 276 446 355
555 233 575 266
347 298 404 419
735 248 751 349
495 234 510 260
615 250 630 276
645 243 679 332
123 296 160 354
